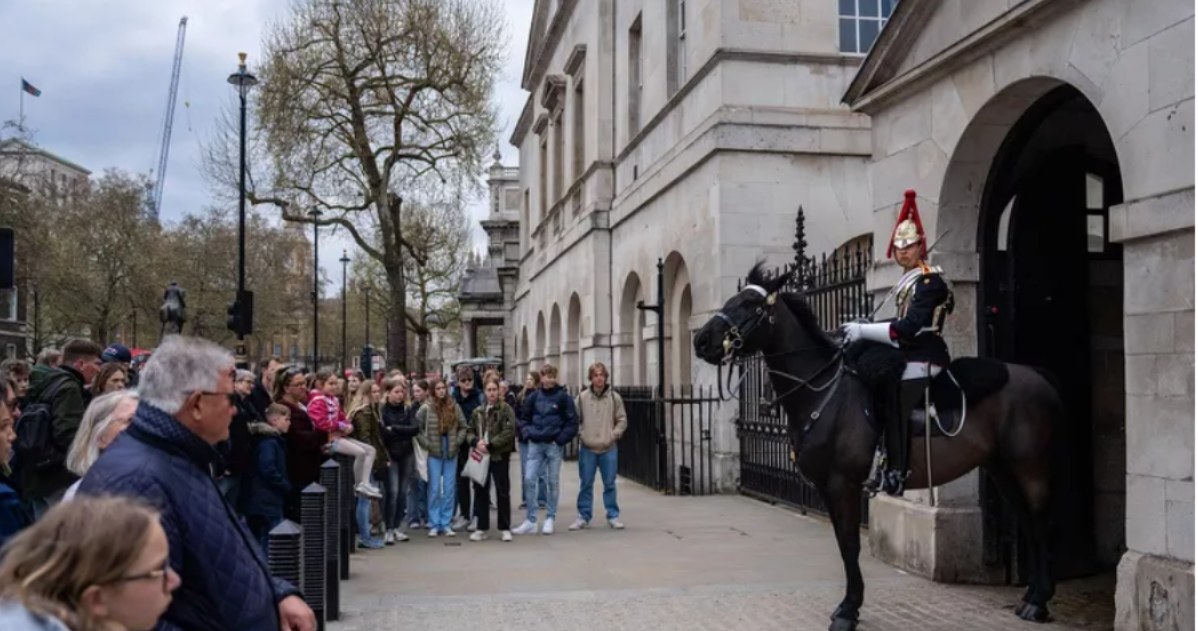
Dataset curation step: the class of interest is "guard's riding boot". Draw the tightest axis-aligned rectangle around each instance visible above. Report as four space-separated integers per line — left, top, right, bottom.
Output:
864 383 900 494
881 377 929 496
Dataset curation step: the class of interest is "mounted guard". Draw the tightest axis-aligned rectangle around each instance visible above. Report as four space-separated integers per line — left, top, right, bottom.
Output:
159 281 188 337
839 189 953 496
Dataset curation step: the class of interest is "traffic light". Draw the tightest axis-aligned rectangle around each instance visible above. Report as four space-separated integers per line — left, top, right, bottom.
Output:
226 290 254 337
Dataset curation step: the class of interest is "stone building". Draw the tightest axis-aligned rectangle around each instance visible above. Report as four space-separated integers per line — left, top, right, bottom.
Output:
840 1 1193 628
507 0 889 487
0 139 91 358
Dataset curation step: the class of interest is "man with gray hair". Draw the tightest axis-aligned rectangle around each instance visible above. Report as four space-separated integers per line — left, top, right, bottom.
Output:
79 335 315 631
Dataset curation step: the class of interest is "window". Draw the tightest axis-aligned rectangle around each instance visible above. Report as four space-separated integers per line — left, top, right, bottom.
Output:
553 112 564 202
522 189 531 250
572 78 585 180
838 0 896 55
678 0 688 84
539 135 548 218
628 14 643 136
5 345 14 360
1086 173 1106 254
0 288 16 322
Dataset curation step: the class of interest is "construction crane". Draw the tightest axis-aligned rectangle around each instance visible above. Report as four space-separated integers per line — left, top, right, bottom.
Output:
151 16 188 221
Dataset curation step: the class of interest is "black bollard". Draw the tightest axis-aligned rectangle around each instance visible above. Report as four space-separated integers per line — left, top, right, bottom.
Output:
333 453 356 562
266 520 303 589
300 483 327 631
319 459 342 620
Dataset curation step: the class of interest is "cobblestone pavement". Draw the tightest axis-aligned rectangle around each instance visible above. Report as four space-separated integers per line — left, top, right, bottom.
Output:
329 460 1114 630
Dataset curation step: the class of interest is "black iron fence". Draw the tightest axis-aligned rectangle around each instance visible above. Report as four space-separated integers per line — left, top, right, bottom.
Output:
734 209 872 525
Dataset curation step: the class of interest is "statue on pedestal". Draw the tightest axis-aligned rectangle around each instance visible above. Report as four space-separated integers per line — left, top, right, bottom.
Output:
160 281 187 337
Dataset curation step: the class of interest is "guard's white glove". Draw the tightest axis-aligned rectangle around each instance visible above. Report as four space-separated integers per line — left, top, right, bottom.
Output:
839 322 897 347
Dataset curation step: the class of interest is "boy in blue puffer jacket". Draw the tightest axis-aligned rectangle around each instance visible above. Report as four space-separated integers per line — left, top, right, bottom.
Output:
245 404 292 553
511 364 577 536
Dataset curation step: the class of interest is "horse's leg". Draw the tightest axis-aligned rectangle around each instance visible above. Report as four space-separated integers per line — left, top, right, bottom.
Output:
987 465 1053 622
1012 463 1054 622
821 475 865 631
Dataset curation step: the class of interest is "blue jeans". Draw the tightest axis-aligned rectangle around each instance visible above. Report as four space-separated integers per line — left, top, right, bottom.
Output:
518 440 548 507
577 446 619 522
427 456 457 530
522 442 563 523
408 477 428 526
383 450 414 530
356 497 375 543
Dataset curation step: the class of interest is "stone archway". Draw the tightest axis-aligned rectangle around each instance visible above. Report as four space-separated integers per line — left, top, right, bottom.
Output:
549 303 562 374
519 325 530 376
663 252 691 390
617 272 646 385
534 311 546 372
565 293 582 388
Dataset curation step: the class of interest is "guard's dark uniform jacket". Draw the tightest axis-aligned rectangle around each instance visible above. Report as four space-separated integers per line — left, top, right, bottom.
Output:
885 261 953 367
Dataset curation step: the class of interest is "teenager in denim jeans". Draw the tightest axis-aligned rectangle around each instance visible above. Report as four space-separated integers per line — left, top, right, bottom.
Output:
511 364 577 536
415 379 467 537
569 362 628 531
515 372 548 510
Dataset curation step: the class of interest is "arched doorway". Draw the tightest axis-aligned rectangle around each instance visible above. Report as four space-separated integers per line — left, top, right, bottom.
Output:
519 326 529 375
566 293 582 388
664 252 692 390
618 272 646 385
534 311 546 372
976 83 1125 582
549 303 562 374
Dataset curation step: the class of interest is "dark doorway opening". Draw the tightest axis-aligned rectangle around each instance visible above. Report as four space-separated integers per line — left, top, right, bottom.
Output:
978 85 1126 583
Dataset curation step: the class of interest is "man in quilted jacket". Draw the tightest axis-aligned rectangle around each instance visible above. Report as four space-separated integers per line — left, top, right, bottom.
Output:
78 335 315 631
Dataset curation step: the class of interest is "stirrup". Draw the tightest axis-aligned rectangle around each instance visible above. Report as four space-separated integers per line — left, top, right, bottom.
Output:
863 448 886 496
881 469 907 496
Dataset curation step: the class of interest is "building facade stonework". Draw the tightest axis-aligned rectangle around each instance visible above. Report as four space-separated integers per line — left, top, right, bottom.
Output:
508 0 888 491
842 1 1193 628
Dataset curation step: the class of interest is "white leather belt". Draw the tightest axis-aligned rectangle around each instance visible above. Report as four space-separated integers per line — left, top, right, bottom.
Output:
902 362 943 380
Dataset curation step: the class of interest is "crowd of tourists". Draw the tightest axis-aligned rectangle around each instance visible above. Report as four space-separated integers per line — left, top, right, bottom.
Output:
0 334 629 630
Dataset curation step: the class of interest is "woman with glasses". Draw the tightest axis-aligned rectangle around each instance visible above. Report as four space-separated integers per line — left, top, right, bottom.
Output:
62 391 140 502
273 366 327 520
0 495 180 631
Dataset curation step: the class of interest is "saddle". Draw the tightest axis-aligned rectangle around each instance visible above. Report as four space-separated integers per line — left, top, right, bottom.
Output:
844 342 1010 438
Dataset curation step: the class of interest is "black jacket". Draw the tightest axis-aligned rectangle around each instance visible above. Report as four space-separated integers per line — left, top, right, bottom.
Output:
380 401 419 460
218 394 260 479
888 269 952 366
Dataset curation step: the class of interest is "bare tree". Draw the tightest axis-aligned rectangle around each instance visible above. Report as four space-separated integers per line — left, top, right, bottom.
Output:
212 0 503 371
402 200 470 372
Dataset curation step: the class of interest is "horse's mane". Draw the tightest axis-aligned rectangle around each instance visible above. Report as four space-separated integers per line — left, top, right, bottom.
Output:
744 262 837 353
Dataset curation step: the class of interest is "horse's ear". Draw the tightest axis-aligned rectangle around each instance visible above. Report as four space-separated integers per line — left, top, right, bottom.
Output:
764 267 795 294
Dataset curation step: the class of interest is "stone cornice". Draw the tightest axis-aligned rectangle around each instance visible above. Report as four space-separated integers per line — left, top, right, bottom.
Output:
617 48 858 162
510 96 534 146
522 0 580 91
532 113 549 136
540 74 567 112
844 0 1076 114
564 44 587 77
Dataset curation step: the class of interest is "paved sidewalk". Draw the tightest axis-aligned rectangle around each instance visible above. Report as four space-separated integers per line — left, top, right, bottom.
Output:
329 459 1113 630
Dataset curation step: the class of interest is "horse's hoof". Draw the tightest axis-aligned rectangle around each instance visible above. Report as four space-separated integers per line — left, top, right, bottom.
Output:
1014 601 1052 623
828 617 858 631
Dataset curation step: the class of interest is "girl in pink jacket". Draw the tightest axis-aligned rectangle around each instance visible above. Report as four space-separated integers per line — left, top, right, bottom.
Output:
308 371 382 498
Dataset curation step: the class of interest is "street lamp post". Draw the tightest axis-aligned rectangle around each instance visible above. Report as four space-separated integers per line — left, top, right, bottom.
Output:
226 52 257 366
339 250 349 372
309 208 322 370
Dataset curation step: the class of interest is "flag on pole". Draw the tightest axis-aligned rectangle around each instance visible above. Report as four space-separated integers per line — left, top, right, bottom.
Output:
20 78 41 97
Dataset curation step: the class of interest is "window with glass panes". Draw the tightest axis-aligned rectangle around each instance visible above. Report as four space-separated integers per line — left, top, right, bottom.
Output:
838 0 896 55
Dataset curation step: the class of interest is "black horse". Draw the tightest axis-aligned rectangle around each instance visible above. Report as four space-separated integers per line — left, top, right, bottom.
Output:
693 264 1063 631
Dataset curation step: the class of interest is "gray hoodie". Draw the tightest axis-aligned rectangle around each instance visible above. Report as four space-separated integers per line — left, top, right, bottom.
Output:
0 603 70 631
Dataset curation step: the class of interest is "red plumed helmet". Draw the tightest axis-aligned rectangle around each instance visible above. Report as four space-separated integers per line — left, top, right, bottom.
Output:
886 189 927 260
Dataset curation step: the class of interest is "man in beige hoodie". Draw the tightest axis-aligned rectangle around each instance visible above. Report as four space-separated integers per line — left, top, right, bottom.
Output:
569 362 628 531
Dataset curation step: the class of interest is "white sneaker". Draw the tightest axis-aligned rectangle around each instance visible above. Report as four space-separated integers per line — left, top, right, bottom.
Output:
427 528 439 538
467 517 478 532
451 516 468 530
469 530 487 541
501 530 513 542
355 483 383 499
444 528 457 537
384 531 395 545
542 517 555 535
511 520 537 535
568 517 588 531
393 530 409 542
608 519 625 530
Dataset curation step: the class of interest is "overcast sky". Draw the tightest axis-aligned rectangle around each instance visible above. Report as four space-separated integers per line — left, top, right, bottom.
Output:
0 0 534 287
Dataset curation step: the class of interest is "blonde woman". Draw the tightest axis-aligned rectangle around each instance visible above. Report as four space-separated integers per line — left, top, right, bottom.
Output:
62 391 140 501
347 381 390 548
414 378 467 537
0 495 180 631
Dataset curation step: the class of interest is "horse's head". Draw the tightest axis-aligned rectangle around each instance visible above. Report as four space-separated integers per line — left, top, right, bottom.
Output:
694 262 794 365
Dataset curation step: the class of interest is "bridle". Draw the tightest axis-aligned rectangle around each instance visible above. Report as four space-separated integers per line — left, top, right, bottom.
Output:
714 285 847 416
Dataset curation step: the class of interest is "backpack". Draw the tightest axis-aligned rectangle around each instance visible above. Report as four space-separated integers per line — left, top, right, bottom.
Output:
15 378 70 472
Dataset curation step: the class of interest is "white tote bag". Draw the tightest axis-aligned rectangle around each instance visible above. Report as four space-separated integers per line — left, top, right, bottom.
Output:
413 439 429 483
461 431 490 487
